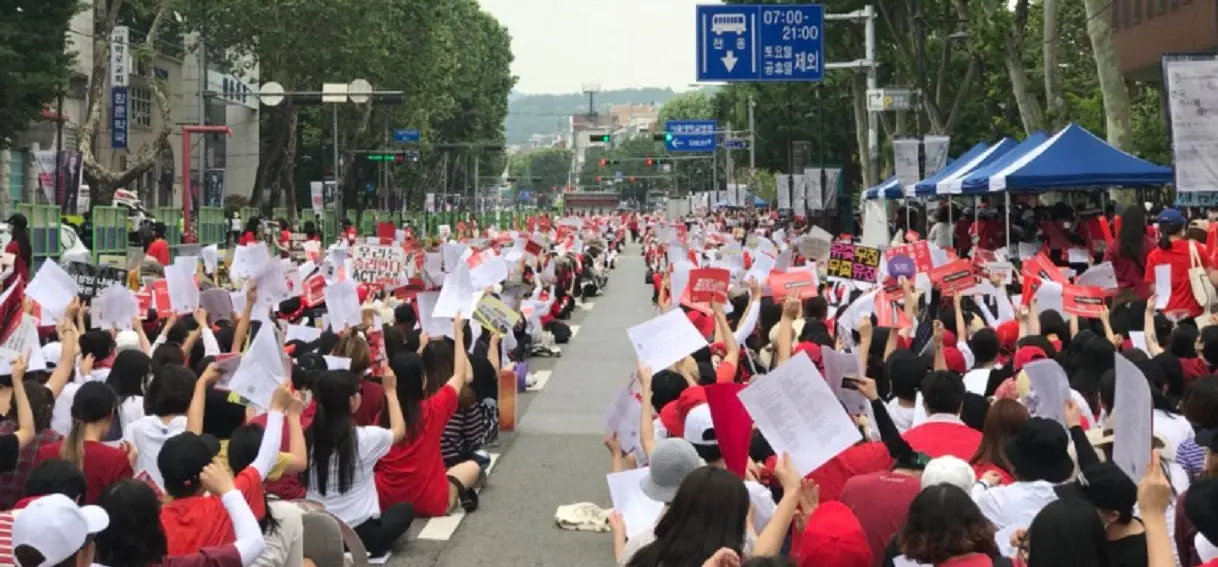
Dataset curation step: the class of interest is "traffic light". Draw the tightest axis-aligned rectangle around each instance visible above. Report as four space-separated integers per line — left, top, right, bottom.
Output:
596 176 602 183
589 134 611 143
644 158 653 167
651 133 675 142
629 176 636 183
598 159 619 167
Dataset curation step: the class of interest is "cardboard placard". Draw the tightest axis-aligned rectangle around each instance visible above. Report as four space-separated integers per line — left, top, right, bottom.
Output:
929 258 977 295
767 270 818 300
1062 284 1107 318
349 244 407 285
65 262 129 299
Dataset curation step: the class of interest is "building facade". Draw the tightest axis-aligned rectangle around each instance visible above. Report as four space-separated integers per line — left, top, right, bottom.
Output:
0 3 260 218
1112 0 1218 80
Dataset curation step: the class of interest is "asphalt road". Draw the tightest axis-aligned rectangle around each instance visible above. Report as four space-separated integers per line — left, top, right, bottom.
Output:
388 244 651 567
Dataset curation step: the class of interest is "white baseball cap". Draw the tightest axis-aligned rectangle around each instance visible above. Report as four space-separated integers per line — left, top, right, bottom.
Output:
12 494 109 567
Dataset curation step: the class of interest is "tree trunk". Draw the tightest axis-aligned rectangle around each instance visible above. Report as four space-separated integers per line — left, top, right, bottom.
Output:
79 0 175 198
1042 0 1065 127
1003 34 1046 134
851 73 877 187
281 111 299 218
1082 0 1135 205
250 106 291 207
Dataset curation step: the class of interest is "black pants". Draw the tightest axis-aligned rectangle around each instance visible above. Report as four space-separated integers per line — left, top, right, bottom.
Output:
353 502 414 558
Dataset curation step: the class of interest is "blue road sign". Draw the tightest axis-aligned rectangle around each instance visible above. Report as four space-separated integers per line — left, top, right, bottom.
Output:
393 128 420 143
665 120 718 153
614 171 624 182
404 150 420 161
723 138 749 150
695 4 824 82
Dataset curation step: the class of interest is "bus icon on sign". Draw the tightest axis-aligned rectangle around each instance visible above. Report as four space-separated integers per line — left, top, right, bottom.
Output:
711 13 747 35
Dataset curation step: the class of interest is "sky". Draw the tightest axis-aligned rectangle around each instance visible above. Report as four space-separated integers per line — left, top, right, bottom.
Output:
476 0 705 94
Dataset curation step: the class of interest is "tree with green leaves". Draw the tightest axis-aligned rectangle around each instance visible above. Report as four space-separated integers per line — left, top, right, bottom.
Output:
0 0 79 151
509 148 573 193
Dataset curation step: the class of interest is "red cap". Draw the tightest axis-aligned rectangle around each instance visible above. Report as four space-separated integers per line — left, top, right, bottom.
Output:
796 502 872 567
709 342 727 358
793 342 823 367
943 347 968 374
996 320 1020 351
1013 346 1047 371
942 330 958 348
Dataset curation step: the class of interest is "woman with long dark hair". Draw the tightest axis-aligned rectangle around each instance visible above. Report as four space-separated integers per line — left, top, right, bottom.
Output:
375 318 482 517
145 222 170 266
625 467 752 567
897 484 1002 565
238 216 261 246
305 368 409 559
1145 208 1218 321
1022 498 1112 567
1105 205 1154 303
2 213 32 288
34 382 132 504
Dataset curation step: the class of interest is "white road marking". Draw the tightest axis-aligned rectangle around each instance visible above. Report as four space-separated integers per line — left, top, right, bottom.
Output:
526 370 552 392
416 453 501 541
569 325 581 338
580 301 596 310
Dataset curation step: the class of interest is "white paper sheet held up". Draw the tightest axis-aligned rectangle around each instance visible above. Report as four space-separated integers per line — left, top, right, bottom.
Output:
1113 353 1152 482
1154 265 1171 310
606 467 664 539
626 309 708 372
227 325 287 409
25 262 78 316
1021 359 1072 426
736 353 862 476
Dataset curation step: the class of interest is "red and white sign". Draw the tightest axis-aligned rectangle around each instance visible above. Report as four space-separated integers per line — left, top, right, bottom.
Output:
688 268 730 303
929 259 977 296
1062 284 1107 318
767 270 818 300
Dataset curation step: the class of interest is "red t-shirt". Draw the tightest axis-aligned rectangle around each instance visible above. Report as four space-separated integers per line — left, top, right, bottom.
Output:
838 470 922 562
33 440 132 504
352 380 385 427
1145 239 1210 319
2 241 27 289
807 441 893 503
902 420 983 461
1102 236 1154 299
375 384 458 517
972 461 1015 486
238 232 258 246
161 467 267 555
279 230 292 258
147 238 171 266
158 546 243 567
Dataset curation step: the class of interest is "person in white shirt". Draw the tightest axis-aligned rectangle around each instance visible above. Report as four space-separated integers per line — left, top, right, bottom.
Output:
306 368 408 560
928 207 953 250
123 365 195 490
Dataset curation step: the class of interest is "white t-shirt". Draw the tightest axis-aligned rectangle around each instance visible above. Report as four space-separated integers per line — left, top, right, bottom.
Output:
118 397 145 432
962 368 993 396
306 426 394 527
1153 409 1194 455
886 398 916 433
124 415 188 490
50 383 80 436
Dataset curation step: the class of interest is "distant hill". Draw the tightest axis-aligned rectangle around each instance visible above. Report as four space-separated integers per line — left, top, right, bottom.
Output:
506 88 691 144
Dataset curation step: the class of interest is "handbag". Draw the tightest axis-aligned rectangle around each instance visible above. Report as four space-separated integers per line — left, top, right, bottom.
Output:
1188 241 1216 318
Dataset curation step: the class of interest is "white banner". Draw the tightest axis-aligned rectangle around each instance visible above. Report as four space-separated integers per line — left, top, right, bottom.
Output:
804 168 823 210
923 135 951 178
1165 57 1218 193
310 182 324 214
823 168 842 210
110 26 129 87
776 175 791 209
893 138 921 190
792 174 807 213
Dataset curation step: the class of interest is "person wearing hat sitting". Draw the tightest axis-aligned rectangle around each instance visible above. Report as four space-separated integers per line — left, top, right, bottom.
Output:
1059 462 1148 566
10 493 108 567
972 415 1083 556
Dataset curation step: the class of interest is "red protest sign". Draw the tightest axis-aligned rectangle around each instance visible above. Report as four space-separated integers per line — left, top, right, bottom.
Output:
1062 284 1107 318
767 270 818 300
303 274 326 308
688 268 730 303
885 241 933 273
1021 253 1067 285
929 258 977 296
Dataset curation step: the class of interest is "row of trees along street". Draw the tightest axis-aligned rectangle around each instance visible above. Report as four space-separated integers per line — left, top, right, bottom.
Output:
2 0 516 212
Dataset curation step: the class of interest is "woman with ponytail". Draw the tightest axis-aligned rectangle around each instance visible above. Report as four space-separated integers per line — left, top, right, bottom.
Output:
33 382 133 503
1145 208 1218 321
1 213 32 288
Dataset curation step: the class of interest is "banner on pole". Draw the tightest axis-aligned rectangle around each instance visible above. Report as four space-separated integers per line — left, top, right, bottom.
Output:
776 174 791 210
893 138 921 190
805 168 823 211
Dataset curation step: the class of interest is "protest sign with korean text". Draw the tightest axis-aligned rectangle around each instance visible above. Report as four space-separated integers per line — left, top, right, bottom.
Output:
349 244 408 285
826 243 881 284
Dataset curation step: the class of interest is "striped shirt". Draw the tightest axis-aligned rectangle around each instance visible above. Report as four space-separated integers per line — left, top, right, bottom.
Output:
440 399 498 466
0 510 15 567
1178 437 1206 479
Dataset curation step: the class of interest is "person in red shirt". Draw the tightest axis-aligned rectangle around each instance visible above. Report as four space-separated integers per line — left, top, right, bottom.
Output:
1145 208 1215 320
276 219 292 258
903 371 983 461
1104 205 1153 302
376 345 481 517
1 214 31 289
145 222 171 266
34 383 132 504
237 217 260 247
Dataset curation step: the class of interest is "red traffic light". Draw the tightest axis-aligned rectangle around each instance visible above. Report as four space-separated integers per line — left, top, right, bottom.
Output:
645 158 653 167
629 176 636 182
599 159 607 167
596 176 602 182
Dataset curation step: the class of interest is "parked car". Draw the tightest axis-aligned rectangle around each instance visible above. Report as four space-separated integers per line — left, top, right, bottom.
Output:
0 221 92 266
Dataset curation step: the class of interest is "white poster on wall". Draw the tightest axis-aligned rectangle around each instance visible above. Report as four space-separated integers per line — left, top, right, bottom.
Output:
776 174 791 209
792 173 807 213
893 138 922 190
805 168 823 211
1165 56 1218 193
823 168 842 210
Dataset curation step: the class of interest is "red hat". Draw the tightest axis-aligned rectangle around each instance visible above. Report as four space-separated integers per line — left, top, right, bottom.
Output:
796 502 872 567
996 320 1020 351
686 310 715 338
942 330 959 348
709 342 727 359
943 347 968 374
1013 346 1048 371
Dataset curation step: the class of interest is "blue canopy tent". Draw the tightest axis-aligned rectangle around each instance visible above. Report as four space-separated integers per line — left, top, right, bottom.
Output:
752 195 768 206
934 137 1020 195
864 176 903 200
956 132 1050 195
984 123 1173 192
911 141 989 197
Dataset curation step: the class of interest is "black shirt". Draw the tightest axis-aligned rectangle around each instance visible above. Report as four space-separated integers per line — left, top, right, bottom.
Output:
0 434 20 473
1109 530 1149 567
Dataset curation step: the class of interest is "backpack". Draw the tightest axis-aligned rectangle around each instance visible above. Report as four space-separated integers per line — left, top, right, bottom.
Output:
547 321 572 344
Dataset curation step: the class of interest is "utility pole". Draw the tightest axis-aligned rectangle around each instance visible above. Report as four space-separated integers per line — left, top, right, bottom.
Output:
748 95 756 170
473 153 480 215
197 20 207 212
725 122 734 187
